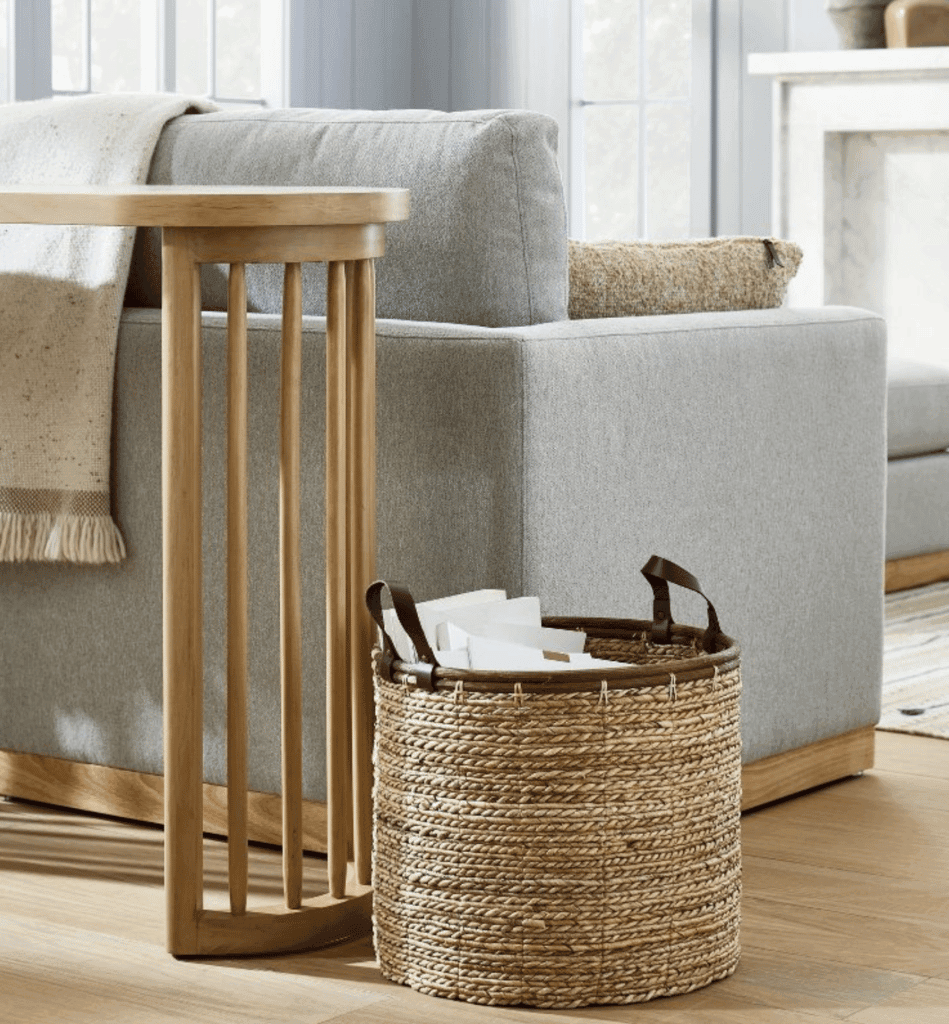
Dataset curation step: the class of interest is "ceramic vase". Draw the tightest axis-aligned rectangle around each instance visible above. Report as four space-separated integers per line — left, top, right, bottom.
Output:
825 0 889 47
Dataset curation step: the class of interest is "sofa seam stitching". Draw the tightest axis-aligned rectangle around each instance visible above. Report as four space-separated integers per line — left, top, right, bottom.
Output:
542 313 886 338
120 310 885 338
500 114 535 326
161 115 507 130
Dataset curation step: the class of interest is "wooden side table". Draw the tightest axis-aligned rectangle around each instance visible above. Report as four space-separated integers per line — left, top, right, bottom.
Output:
0 185 410 956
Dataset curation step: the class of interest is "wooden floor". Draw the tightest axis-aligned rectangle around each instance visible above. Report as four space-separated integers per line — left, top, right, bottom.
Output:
2 731 948 1023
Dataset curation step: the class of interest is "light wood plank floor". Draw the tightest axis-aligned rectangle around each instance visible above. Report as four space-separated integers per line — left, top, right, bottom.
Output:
2 731 948 1024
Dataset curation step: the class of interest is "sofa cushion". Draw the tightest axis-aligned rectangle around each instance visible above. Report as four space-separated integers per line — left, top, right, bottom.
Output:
125 108 568 328
568 237 802 319
886 451 949 559
887 357 949 458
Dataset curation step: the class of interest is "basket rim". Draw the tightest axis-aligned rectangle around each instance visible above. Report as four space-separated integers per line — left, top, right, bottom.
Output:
373 616 740 695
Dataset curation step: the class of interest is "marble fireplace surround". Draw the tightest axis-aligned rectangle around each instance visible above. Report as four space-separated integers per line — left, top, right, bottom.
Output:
749 48 949 368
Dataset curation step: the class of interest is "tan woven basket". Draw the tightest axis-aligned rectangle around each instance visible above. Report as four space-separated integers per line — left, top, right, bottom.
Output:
365 557 742 1009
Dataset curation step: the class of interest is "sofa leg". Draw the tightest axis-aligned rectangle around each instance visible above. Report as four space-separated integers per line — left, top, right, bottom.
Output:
885 550 949 592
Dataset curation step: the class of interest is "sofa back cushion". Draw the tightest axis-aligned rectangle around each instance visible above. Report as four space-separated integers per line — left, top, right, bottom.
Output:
125 108 568 328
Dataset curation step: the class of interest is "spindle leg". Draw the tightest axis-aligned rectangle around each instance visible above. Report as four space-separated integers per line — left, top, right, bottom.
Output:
280 262 304 909
162 228 204 954
226 262 249 916
325 261 349 899
157 209 396 958
347 259 376 886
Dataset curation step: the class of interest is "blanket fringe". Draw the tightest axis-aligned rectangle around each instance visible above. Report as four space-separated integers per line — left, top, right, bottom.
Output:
0 512 126 564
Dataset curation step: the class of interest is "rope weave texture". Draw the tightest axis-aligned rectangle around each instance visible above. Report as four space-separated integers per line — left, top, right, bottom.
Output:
372 624 742 1008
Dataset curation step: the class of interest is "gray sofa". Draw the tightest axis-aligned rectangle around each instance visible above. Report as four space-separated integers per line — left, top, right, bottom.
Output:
885 358 949 591
0 108 887 839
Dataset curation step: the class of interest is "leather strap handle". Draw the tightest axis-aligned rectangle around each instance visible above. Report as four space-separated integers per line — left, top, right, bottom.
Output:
365 580 439 689
641 555 722 653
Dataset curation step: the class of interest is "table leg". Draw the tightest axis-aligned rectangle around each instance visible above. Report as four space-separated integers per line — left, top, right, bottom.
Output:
347 260 376 887
226 262 249 917
325 261 349 899
280 263 304 910
161 227 204 955
159 228 382 956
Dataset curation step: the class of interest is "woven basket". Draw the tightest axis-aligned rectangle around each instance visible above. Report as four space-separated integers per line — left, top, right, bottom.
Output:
365 557 742 1009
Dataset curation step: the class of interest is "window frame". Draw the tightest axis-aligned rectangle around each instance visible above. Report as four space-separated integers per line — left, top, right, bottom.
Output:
568 0 713 240
7 0 292 106
7 0 716 237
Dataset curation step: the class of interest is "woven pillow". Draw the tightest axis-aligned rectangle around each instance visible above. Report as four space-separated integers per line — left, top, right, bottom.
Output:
568 236 803 319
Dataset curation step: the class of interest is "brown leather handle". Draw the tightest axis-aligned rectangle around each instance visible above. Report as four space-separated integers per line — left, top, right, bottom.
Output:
641 556 723 653
365 580 439 688
368 563 725 687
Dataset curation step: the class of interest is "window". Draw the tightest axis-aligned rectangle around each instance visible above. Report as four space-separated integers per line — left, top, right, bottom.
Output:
8 1 709 239
48 0 278 104
571 0 702 241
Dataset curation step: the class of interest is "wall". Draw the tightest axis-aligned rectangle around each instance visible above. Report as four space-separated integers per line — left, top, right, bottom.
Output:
788 0 840 52
290 3 566 119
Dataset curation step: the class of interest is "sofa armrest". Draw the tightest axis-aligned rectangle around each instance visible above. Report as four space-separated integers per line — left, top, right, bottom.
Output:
512 305 887 762
373 304 886 763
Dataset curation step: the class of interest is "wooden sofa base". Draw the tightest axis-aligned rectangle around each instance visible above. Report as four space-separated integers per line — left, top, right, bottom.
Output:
885 549 949 592
2 728 876 839
0 749 328 852
740 725 875 810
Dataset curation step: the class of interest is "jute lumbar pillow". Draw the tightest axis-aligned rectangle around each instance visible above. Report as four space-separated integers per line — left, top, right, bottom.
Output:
568 236 803 319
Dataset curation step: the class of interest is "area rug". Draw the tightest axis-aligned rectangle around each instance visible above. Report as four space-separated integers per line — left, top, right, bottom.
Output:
879 580 949 739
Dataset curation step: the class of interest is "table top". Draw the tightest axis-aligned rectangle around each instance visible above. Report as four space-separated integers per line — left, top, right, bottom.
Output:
0 185 410 228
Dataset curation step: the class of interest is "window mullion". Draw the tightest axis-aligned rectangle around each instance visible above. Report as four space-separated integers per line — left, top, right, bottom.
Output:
140 0 175 93
690 0 713 236
568 0 585 238
261 0 290 108
638 0 647 239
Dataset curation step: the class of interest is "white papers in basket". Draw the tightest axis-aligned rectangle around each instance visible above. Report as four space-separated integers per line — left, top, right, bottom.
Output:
434 596 543 650
439 619 589 656
465 636 629 672
379 587 635 672
382 589 507 662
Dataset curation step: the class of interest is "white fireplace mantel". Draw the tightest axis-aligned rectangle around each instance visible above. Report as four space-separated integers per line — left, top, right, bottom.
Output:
750 48 949 366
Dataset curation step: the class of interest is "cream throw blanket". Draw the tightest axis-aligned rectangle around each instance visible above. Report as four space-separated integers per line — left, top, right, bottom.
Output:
0 93 214 564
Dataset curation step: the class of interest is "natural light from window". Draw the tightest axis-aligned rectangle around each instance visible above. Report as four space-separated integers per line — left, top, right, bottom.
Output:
50 0 263 101
27 0 695 238
579 0 692 241
176 0 261 100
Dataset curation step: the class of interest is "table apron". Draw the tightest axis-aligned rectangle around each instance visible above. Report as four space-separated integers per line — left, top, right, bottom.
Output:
167 222 387 264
